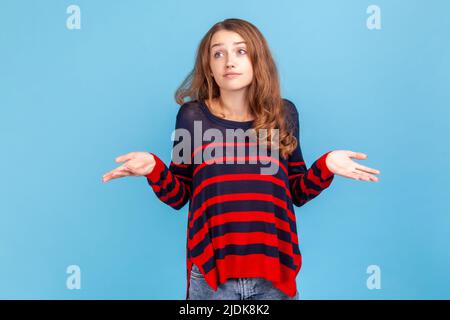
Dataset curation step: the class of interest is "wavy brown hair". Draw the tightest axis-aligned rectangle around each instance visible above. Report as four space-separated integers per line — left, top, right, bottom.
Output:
174 18 297 160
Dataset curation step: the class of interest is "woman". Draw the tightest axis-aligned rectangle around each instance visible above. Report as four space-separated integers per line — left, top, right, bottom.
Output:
102 18 380 300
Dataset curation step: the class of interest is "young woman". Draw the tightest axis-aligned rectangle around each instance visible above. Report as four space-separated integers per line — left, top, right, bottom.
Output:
102 18 380 300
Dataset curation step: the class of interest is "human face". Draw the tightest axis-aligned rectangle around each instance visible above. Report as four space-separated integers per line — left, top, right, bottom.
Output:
209 30 253 92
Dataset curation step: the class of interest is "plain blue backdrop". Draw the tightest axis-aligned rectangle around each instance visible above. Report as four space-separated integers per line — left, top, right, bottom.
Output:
1 0 449 299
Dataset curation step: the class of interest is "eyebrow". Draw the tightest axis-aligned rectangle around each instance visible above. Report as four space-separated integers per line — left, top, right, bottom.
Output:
210 41 247 49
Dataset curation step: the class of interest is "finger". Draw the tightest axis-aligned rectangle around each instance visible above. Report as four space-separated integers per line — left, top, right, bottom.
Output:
103 165 131 181
355 164 380 175
102 173 116 182
105 168 131 181
102 171 115 182
103 172 116 182
103 170 122 182
115 152 136 163
103 166 127 179
340 170 372 182
352 170 378 182
111 165 132 176
348 151 368 160
343 171 364 180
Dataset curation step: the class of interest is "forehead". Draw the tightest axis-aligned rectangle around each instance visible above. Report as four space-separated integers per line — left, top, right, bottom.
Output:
210 30 246 49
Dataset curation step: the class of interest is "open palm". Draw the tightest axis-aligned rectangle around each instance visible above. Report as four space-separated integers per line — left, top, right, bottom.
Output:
102 152 155 183
326 150 380 182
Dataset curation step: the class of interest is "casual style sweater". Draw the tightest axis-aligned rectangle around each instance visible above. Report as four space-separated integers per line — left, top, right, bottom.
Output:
145 99 335 299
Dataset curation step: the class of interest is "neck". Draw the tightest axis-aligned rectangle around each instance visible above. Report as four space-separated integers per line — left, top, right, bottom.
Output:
216 90 253 121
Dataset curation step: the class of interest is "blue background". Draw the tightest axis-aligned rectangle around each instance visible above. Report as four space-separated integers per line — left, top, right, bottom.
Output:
1 0 449 299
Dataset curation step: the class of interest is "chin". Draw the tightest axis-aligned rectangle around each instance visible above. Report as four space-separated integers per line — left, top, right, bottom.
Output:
220 83 251 91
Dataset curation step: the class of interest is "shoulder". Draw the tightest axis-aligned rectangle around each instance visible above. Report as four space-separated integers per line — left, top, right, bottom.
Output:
282 98 300 129
282 98 299 116
177 100 202 119
174 100 203 130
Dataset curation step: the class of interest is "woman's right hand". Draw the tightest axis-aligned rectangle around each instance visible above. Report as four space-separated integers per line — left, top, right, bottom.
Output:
102 152 155 183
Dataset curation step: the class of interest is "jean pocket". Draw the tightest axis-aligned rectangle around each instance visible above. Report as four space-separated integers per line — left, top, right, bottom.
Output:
190 264 204 279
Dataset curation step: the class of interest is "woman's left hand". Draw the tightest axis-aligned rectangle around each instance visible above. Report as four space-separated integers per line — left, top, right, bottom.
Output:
325 150 381 182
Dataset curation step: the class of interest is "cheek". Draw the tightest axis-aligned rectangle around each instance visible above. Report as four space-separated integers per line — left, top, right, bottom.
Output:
244 62 254 81
210 60 221 74
244 60 253 75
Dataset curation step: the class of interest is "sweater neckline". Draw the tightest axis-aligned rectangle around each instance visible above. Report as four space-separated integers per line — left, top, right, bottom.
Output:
199 100 254 129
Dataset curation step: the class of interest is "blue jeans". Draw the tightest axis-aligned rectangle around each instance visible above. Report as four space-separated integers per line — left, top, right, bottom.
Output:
188 263 299 300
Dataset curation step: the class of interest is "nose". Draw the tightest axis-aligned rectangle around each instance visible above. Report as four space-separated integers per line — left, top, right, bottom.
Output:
226 55 236 69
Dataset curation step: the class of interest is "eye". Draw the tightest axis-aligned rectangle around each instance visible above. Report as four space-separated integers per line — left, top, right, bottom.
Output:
238 48 247 55
213 51 223 58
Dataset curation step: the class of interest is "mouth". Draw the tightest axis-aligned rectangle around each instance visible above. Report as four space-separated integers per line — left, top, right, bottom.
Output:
223 73 242 79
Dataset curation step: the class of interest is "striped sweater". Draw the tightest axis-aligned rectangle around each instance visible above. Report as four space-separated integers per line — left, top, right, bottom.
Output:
146 99 335 299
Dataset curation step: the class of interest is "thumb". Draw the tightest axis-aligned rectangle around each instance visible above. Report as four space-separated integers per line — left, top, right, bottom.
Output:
350 151 367 159
115 152 135 163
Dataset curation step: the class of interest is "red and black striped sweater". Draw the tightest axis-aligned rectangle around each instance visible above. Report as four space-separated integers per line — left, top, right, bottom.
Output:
146 99 334 299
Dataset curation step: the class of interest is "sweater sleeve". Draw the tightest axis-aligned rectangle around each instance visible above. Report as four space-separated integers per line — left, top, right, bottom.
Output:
284 99 335 207
145 105 193 210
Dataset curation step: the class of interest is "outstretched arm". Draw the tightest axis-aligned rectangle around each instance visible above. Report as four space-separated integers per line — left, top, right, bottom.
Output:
288 146 335 207
145 151 192 210
102 106 193 211
284 99 380 207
